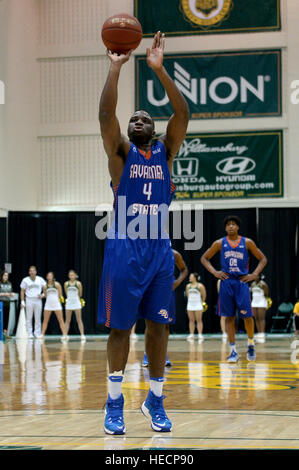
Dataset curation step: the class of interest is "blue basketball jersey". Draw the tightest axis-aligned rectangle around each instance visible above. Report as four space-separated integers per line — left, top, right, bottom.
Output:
98 139 176 330
109 140 176 239
220 236 249 278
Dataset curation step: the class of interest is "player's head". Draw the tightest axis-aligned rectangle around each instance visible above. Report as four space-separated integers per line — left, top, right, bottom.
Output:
46 271 55 282
127 110 155 145
189 272 199 283
224 215 241 235
28 265 37 277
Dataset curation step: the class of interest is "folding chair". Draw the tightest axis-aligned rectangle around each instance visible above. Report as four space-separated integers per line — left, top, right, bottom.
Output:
270 302 294 333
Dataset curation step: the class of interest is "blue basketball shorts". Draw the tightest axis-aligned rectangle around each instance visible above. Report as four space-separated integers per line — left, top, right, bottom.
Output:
216 277 253 318
97 237 174 330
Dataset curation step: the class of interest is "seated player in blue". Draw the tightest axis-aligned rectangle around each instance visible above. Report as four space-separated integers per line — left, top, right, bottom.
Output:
201 216 267 363
142 249 188 367
98 31 189 434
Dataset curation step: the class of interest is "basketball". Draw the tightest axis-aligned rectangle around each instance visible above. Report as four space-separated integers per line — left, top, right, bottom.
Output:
101 13 142 54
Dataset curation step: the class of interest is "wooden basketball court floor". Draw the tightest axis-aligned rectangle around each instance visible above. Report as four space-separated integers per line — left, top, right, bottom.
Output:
0 335 298 450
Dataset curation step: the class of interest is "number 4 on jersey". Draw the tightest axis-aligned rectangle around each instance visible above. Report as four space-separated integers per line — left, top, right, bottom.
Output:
143 182 152 201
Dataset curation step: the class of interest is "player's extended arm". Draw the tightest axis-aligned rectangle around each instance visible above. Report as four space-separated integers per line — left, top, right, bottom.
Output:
172 250 188 290
240 239 268 283
99 51 131 185
146 32 189 166
200 240 229 280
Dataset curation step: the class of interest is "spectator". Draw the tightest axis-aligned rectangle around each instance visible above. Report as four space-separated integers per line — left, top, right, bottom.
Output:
20 266 46 339
250 274 269 343
0 271 14 330
64 270 85 342
41 271 66 340
185 273 206 342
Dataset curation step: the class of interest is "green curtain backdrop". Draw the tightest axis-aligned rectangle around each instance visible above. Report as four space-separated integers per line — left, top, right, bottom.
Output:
8 208 299 334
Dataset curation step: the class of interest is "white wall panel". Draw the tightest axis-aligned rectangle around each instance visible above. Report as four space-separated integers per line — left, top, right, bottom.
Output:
38 0 133 46
39 135 112 207
37 0 134 209
0 0 39 211
2 0 298 210
40 56 109 124
38 0 109 45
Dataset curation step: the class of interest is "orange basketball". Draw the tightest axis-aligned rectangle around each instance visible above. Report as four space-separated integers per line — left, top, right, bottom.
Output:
101 13 142 54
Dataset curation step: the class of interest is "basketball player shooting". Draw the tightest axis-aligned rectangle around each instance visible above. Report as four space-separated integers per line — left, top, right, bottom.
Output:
98 31 189 434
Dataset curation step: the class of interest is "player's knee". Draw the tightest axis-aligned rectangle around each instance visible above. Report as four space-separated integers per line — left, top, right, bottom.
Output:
145 320 165 339
225 316 234 324
244 316 254 322
110 328 131 339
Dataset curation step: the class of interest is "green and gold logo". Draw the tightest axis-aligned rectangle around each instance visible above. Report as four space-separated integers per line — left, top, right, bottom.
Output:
181 0 233 28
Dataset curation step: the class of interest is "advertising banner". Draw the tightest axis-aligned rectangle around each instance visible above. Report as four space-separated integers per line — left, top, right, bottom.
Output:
134 0 281 36
172 131 283 200
135 50 281 120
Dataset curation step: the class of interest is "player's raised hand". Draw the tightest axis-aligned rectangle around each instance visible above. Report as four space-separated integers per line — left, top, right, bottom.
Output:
107 49 133 67
146 31 165 71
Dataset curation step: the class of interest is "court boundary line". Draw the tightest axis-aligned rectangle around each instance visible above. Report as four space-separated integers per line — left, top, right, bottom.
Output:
0 442 298 450
1 410 299 418
1 435 299 441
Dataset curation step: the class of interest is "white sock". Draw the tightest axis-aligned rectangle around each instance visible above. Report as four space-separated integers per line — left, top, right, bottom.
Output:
150 377 164 397
230 343 237 352
108 371 123 400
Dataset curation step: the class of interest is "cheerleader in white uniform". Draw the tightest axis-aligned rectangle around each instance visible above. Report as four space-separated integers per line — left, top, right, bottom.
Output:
41 272 66 340
185 273 207 342
250 274 269 343
64 270 85 341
